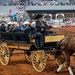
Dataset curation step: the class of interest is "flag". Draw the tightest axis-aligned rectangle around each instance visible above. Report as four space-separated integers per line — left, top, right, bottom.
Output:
47 21 55 26
64 20 72 26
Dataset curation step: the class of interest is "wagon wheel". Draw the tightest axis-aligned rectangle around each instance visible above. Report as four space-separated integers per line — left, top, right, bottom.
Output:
56 51 66 67
31 50 46 72
0 43 10 65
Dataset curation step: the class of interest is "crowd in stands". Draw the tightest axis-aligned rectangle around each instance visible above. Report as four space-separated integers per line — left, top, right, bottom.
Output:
30 0 72 6
0 0 26 6
0 0 75 6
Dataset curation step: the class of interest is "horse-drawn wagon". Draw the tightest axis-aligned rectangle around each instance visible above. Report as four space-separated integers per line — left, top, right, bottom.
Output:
0 30 65 72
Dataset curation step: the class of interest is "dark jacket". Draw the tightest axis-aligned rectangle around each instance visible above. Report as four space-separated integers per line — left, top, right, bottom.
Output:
0 24 6 32
24 26 35 42
12 28 20 32
24 26 35 35
36 20 47 33
12 28 21 41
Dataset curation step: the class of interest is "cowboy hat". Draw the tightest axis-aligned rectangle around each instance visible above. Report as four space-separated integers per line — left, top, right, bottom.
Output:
34 14 43 19
8 22 13 24
23 21 30 25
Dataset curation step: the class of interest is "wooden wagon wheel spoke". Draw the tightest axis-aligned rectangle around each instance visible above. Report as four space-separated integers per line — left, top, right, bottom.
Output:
39 54 44 60
39 58 46 69
0 47 3 53
41 59 46 64
31 50 46 72
5 56 9 61
0 56 6 64
0 43 10 65
0 49 3 55
0 55 9 64
33 53 39 59
0 45 8 53
35 63 40 70
39 63 46 70
33 55 39 61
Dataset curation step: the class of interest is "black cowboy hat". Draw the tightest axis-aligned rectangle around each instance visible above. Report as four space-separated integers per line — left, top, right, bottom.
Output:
34 14 43 19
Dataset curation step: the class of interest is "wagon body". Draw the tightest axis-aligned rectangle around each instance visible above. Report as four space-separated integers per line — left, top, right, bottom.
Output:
0 31 65 72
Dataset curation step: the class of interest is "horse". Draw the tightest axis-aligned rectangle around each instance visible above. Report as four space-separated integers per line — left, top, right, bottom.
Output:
55 35 75 75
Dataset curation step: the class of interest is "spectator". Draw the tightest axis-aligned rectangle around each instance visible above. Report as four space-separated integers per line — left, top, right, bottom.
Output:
3 3 7 6
12 22 20 32
0 21 7 32
18 21 25 31
8 9 12 15
6 22 14 32
12 22 21 41
13 12 17 21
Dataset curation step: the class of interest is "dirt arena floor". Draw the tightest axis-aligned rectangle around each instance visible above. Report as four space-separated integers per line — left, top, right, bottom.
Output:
0 26 75 75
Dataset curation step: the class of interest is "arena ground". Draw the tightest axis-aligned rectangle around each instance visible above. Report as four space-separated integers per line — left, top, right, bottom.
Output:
0 26 75 75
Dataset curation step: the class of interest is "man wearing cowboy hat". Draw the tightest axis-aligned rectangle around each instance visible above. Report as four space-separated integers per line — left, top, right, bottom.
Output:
35 14 46 33
34 14 47 47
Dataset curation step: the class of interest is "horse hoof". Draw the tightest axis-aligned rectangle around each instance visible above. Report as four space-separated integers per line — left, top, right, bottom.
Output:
55 71 59 74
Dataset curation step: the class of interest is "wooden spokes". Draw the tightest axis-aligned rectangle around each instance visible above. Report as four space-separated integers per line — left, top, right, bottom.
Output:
31 50 46 72
0 43 10 65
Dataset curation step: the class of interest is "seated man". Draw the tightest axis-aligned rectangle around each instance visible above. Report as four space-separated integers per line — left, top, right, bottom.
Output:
0 21 7 40
5 22 14 40
34 14 46 47
0 21 7 32
12 22 22 41
24 21 35 42
18 21 26 32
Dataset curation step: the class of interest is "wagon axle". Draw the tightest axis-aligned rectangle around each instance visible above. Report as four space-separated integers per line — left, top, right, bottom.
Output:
38 60 41 63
